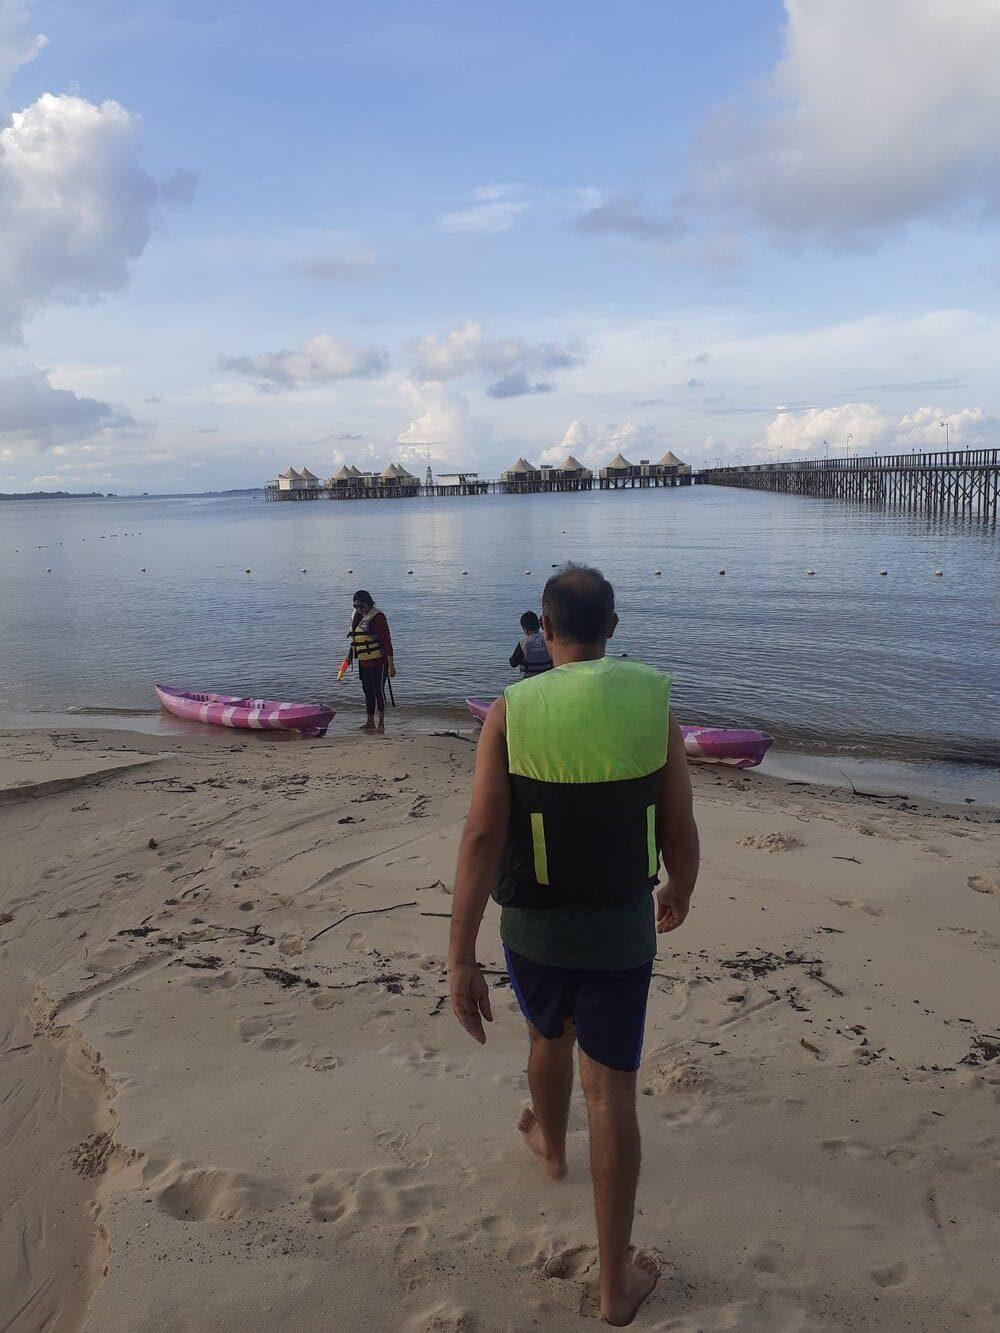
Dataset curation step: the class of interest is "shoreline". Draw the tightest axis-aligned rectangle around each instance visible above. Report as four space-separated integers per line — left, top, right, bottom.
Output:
2 706 999 810
1 725 999 1330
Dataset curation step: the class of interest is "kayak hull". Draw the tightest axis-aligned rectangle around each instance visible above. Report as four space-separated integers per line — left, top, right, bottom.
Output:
156 685 334 737
465 697 772 768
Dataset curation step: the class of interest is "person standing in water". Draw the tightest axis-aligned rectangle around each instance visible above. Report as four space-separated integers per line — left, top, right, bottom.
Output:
449 565 699 1326
344 590 395 732
509 611 553 677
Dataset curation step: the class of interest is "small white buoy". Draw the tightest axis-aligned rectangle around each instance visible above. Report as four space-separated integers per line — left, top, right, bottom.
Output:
806 570 815 576
301 568 308 573
45 567 51 573
879 570 887 576
347 569 353 574
407 569 414 575
245 568 251 574
718 569 726 576
934 570 943 576
140 567 146 573
653 570 662 576
524 569 531 575
462 570 468 575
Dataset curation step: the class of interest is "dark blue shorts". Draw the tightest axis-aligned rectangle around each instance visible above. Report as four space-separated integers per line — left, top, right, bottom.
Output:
503 946 653 1072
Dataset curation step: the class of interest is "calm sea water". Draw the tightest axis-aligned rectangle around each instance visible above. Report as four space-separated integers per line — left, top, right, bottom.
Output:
1 487 998 765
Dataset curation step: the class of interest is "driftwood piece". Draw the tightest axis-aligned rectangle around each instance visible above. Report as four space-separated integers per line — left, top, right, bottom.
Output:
308 900 417 944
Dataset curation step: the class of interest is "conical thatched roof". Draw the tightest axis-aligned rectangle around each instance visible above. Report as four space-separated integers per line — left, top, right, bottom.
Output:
606 452 634 469
381 462 404 479
278 467 301 480
329 464 353 481
562 453 588 472
300 467 319 481
507 457 538 473
397 462 417 479
657 450 685 468
347 465 364 477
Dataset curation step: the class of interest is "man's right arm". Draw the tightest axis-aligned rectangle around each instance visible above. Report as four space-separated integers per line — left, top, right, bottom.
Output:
655 711 700 932
509 642 524 669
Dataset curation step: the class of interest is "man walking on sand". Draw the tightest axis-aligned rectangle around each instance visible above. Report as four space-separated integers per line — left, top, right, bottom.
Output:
449 565 700 1326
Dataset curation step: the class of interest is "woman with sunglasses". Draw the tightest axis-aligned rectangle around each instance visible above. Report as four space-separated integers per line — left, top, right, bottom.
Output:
344 590 395 732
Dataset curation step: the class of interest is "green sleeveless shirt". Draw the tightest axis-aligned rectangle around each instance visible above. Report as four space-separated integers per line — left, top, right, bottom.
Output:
497 657 670 970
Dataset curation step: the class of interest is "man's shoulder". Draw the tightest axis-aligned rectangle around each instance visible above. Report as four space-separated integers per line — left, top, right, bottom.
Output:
608 658 671 686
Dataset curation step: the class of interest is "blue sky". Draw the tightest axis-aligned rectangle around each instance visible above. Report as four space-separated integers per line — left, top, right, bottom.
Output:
2 0 1000 491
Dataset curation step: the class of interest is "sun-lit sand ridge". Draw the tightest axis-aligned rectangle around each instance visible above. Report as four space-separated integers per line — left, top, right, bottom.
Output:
1 726 998 1331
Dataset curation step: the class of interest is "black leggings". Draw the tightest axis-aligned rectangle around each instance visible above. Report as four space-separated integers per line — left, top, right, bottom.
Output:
360 662 387 715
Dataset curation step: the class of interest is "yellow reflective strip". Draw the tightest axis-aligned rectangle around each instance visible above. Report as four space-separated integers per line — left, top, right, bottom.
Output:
530 812 549 886
646 804 657 877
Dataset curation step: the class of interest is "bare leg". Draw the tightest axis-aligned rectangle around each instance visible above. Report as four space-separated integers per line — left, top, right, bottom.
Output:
376 710 385 734
518 1021 575 1180
579 1052 659 1326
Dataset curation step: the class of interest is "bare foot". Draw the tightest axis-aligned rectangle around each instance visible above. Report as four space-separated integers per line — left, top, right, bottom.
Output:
600 1251 660 1326
517 1106 567 1180
359 720 375 732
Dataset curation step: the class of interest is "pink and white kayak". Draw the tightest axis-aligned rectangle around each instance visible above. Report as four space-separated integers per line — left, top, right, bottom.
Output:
466 698 772 768
156 684 334 738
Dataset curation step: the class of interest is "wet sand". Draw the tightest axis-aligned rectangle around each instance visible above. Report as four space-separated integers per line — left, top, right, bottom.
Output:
1 726 998 1331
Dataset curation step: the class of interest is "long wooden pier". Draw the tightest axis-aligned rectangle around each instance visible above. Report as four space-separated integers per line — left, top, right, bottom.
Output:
697 449 999 522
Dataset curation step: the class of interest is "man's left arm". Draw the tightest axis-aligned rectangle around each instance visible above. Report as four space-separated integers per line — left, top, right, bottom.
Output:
448 699 510 1043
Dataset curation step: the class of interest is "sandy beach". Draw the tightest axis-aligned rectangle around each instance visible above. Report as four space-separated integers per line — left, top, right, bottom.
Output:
1 724 998 1332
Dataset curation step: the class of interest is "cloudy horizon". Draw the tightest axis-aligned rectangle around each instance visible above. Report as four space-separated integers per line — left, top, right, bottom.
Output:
2 0 1000 493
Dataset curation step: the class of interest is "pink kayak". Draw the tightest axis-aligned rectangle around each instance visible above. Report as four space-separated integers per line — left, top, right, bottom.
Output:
466 698 772 768
156 684 334 738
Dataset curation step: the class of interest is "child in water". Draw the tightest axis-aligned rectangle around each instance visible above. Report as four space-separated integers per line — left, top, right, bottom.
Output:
509 611 553 677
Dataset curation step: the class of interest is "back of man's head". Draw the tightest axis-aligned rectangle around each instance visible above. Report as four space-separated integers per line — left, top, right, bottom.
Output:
520 611 540 633
542 565 615 645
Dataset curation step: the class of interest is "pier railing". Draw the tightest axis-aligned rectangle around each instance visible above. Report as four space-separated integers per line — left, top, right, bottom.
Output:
697 448 999 520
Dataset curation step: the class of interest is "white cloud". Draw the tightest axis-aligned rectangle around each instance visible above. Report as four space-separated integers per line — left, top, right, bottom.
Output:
760 402 891 457
539 418 664 469
396 380 492 466
0 367 134 452
410 320 581 385
757 401 993 459
438 184 527 234
218 334 389 390
0 92 183 339
0 0 46 96
698 0 1000 242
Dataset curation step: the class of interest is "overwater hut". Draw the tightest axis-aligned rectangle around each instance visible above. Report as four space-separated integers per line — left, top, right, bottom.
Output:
501 457 542 492
377 462 420 496
599 451 639 487
540 452 593 491
276 466 305 492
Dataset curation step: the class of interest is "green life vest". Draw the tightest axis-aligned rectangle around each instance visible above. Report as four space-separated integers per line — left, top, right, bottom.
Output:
495 657 671 911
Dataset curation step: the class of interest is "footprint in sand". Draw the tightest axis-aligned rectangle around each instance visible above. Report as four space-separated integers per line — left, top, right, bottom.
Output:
407 1302 476 1333
831 898 884 917
237 1014 298 1053
305 1047 341 1072
543 1245 597 1280
154 1165 285 1221
390 1043 471 1080
641 1057 715 1097
968 874 999 895
871 1261 910 1288
186 969 238 992
309 1166 435 1226
739 833 802 853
